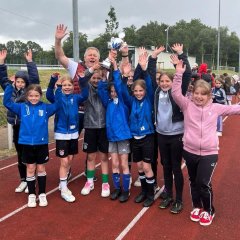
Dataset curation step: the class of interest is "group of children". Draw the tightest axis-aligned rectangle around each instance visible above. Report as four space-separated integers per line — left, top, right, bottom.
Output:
2 25 240 226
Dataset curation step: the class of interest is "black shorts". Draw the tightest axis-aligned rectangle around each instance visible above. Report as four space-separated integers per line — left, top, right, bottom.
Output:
56 139 78 158
22 144 49 165
83 128 109 153
132 134 155 163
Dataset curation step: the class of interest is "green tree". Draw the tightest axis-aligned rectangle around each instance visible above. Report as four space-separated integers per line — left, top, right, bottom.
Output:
105 6 119 35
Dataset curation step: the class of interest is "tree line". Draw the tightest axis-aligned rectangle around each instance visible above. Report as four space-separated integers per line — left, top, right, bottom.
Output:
0 6 239 69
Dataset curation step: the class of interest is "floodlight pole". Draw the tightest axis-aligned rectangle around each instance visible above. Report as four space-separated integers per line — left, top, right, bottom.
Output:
72 0 79 62
217 0 221 73
165 26 170 52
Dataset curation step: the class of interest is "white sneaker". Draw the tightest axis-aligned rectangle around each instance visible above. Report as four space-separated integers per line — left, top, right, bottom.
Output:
25 187 29 194
39 193 48 207
81 181 94 195
101 183 110 197
61 188 75 202
15 181 27 193
217 131 222 137
28 194 37 208
133 177 141 187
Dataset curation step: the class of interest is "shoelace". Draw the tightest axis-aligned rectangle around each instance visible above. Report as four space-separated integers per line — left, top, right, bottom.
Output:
102 184 109 190
199 211 210 220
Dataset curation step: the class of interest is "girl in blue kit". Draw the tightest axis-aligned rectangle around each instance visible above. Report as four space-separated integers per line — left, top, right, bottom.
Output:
98 55 132 203
3 83 56 208
46 73 89 203
123 51 155 207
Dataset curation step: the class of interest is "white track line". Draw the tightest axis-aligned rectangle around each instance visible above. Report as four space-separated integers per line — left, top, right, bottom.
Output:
0 138 83 171
115 162 186 240
0 162 101 223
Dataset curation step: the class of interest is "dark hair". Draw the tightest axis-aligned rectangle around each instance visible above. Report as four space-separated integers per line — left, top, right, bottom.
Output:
25 84 42 96
108 82 115 92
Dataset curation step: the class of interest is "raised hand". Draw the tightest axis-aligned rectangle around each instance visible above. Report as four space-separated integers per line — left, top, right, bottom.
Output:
170 54 179 65
55 24 69 41
138 47 147 57
152 45 165 58
108 53 117 70
0 49 7 64
138 51 148 71
175 60 186 74
172 43 183 55
24 49 33 62
120 43 128 56
108 49 117 60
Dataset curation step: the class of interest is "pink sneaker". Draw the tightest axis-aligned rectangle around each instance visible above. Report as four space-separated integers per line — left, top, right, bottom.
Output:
81 181 94 195
199 211 215 226
190 208 202 222
101 183 110 197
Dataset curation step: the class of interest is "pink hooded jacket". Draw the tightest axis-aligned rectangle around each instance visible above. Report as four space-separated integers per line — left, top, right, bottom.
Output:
172 73 240 156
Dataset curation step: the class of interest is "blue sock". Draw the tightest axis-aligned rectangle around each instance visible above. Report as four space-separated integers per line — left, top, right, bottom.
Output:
122 173 131 192
112 173 120 189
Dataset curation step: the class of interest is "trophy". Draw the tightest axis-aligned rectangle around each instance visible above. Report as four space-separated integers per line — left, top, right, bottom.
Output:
101 32 127 69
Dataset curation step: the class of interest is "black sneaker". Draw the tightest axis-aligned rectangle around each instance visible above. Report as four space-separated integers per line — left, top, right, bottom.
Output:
143 197 154 207
110 189 121 200
160 189 168 200
119 191 130 203
159 197 173 209
170 201 183 214
134 192 147 203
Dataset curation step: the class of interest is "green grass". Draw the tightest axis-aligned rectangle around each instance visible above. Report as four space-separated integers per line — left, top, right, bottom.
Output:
0 68 67 126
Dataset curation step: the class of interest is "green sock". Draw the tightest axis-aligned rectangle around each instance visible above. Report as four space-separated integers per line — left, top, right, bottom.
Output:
102 174 109 183
87 170 95 179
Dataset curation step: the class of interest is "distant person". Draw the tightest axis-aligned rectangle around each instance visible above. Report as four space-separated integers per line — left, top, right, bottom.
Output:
3 84 56 208
198 63 212 86
0 49 39 194
172 59 240 226
212 78 227 137
223 76 236 105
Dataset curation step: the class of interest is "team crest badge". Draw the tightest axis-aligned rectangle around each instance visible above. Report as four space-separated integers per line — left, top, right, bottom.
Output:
59 150 64 156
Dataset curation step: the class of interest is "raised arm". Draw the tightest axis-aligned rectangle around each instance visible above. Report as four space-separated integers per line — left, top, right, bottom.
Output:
149 45 165 90
3 84 21 115
25 49 40 84
55 24 69 69
172 43 191 95
0 50 8 90
171 60 188 110
139 52 154 103
46 73 59 103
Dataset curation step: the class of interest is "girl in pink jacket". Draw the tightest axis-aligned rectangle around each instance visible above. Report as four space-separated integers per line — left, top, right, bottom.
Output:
172 59 240 226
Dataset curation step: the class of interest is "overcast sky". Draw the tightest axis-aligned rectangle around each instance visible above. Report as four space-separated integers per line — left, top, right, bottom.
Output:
0 0 239 50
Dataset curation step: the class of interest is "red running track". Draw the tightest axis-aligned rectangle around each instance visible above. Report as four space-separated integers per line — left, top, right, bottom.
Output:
0 116 240 240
